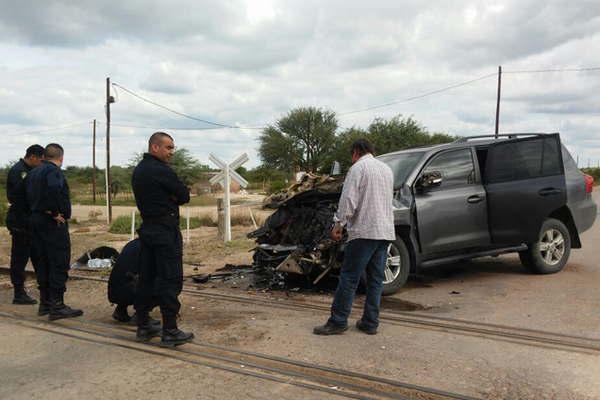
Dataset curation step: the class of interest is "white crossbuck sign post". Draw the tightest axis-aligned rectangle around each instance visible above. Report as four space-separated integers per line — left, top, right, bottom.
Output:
209 153 249 242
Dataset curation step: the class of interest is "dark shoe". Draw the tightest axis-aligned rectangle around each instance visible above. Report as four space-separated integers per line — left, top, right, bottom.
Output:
13 287 38 305
136 324 162 342
130 313 161 327
356 320 378 335
313 323 348 336
49 303 84 321
160 329 194 347
112 305 131 323
38 302 51 316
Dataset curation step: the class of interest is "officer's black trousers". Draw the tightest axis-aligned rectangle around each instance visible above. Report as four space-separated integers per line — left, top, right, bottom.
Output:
134 221 183 327
30 214 71 295
9 229 40 287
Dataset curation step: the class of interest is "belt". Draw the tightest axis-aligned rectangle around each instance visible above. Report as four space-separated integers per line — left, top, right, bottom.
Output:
141 213 179 224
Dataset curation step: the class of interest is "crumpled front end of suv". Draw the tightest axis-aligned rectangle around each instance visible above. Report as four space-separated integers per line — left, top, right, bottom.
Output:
247 173 345 285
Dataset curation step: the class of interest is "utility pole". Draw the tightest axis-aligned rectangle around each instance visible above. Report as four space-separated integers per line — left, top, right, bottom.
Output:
92 119 97 204
494 65 502 138
105 77 115 223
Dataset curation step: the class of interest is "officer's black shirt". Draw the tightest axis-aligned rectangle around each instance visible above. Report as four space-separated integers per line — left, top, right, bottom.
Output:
25 160 71 219
132 153 190 219
6 159 33 230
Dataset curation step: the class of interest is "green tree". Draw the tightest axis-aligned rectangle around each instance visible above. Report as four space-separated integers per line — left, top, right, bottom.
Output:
259 107 338 173
130 148 210 186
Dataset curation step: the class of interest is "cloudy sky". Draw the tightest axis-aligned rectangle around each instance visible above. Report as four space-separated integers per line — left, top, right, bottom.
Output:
1 0 600 169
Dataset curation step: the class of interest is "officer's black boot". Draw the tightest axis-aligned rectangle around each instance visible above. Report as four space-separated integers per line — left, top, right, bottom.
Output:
13 285 38 305
112 304 131 322
136 312 161 342
48 291 83 321
38 288 51 316
160 315 194 347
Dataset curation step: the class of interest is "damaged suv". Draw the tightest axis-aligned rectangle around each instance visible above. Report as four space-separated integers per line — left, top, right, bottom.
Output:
249 133 597 295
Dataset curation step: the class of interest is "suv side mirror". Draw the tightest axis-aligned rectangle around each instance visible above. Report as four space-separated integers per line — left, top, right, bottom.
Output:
418 171 443 190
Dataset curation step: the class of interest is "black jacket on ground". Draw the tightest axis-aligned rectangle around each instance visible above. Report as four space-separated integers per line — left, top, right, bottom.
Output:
131 153 189 219
25 160 71 219
6 159 34 231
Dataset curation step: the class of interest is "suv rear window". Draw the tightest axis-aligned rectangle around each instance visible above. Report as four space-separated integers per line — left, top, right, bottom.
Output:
486 136 562 183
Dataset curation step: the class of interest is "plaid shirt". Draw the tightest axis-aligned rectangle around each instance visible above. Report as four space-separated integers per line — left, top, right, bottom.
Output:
335 154 396 241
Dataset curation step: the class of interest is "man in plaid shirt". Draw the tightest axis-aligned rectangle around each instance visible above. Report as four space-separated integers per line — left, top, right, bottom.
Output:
314 138 395 335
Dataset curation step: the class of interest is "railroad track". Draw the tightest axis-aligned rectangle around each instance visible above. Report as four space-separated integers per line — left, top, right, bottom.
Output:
0 309 477 400
68 274 600 354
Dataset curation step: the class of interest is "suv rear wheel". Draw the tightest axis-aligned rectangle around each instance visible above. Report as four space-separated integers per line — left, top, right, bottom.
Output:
519 218 571 274
382 238 411 295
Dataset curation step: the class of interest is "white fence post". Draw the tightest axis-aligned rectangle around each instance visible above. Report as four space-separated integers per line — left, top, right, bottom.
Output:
185 208 190 243
130 209 135 240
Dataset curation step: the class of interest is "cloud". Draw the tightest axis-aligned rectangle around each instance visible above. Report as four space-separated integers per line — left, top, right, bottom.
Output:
1 0 600 167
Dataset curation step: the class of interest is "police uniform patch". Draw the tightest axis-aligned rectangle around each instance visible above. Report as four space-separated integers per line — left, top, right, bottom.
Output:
20 171 27 179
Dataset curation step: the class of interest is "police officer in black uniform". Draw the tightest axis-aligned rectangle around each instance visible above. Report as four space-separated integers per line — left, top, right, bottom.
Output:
26 143 83 320
132 132 193 346
6 144 45 304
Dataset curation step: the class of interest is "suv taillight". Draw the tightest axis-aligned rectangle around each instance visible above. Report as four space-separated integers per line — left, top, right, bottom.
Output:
584 174 594 193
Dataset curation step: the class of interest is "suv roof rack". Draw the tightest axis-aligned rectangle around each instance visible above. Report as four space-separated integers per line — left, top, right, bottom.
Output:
454 132 558 143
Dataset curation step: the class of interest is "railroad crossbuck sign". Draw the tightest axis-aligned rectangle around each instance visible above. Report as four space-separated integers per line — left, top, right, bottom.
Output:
209 153 249 242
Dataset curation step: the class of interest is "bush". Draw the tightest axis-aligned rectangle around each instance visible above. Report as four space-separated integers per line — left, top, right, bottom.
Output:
268 180 288 194
109 214 216 234
0 202 6 227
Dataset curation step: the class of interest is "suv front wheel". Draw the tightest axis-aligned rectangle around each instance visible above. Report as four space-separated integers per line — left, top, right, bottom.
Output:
519 218 571 274
382 238 411 295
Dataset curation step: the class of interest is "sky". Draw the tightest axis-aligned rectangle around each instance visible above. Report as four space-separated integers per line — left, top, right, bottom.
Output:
1 0 600 169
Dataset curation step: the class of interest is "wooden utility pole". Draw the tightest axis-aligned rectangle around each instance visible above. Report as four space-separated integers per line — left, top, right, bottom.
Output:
494 65 502 138
92 119 97 204
105 78 114 223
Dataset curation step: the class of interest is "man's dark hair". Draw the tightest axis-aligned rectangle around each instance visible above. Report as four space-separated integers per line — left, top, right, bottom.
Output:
25 144 44 158
351 138 375 157
148 131 173 149
44 143 64 160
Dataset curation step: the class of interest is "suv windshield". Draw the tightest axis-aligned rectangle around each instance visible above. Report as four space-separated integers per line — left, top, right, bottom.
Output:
378 151 425 188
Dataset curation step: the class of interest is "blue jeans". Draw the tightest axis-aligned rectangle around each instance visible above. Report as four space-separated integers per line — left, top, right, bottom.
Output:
327 239 390 330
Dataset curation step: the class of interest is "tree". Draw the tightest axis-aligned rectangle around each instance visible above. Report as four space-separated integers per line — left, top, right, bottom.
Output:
259 107 338 173
329 116 455 173
130 148 210 186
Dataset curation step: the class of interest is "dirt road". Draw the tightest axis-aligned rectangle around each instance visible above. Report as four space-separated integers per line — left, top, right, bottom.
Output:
0 193 599 399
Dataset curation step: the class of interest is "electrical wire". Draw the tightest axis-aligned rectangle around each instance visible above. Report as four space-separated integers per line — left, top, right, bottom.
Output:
338 72 498 116
111 82 266 130
504 66 600 74
96 121 224 131
2 121 90 136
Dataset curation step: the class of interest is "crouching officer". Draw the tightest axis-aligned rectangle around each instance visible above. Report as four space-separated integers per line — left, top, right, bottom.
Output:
108 238 160 327
132 132 193 346
6 144 45 304
26 143 83 320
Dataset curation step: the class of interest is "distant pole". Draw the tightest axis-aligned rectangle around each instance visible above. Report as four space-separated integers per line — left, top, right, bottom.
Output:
576 154 579 168
92 119 97 205
494 65 502 138
130 209 135 240
588 159 591 169
224 164 231 242
105 77 113 223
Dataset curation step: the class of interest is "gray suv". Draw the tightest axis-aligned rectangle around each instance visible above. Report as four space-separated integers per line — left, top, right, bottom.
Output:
250 133 597 295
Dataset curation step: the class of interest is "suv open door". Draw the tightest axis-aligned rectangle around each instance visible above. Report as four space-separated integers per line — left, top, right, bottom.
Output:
484 134 566 246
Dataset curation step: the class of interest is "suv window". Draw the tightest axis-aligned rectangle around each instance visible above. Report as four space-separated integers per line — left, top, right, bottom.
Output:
423 149 475 188
486 137 562 183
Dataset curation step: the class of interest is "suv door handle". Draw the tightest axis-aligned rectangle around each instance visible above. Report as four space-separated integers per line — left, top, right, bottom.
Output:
467 195 485 204
538 188 562 196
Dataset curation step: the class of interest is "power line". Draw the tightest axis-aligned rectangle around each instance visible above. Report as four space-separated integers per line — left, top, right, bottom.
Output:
111 82 265 130
3 121 90 136
504 66 600 74
96 121 225 131
338 72 498 116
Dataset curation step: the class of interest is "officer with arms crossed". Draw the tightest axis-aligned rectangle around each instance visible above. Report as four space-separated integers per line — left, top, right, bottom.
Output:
26 143 83 320
6 144 45 304
132 132 193 347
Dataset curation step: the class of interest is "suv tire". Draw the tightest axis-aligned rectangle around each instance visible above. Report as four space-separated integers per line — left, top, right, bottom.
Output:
382 238 411 295
519 218 571 274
